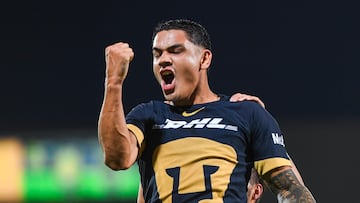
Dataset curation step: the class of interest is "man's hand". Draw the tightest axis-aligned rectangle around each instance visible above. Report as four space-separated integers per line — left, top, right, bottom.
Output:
105 42 134 84
230 93 265 108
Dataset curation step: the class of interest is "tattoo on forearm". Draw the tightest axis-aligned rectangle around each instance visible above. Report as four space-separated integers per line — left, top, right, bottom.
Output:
267 169 316 203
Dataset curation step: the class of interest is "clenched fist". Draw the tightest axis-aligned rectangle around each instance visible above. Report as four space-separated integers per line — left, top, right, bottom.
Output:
105 42 134 84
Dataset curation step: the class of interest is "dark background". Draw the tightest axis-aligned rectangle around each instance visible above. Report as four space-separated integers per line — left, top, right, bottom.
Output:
1 1 359 202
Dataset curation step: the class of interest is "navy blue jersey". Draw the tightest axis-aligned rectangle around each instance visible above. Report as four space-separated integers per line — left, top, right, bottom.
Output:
126 95 291 203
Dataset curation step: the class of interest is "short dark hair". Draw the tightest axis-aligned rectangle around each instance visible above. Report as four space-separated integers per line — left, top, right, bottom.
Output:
152 19 212 50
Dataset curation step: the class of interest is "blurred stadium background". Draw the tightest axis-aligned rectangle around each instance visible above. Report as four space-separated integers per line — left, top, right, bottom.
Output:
0 129 139 203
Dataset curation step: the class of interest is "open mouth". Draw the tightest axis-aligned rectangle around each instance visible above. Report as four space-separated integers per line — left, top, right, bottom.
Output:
161 70 174 85
160 69 175 93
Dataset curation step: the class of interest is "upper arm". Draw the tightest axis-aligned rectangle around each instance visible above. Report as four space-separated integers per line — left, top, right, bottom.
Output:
128 129 141 164
249 103 292 176
126 101 155 160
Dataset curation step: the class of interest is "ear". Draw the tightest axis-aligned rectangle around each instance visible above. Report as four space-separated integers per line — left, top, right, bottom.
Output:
253 183 264 200
199 49 212 70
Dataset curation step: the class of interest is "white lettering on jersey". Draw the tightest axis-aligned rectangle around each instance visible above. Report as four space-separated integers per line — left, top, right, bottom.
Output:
156 118 238 131
271 133 285 146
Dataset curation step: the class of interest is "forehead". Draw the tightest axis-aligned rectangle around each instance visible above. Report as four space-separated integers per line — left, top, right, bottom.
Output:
152 29 191 49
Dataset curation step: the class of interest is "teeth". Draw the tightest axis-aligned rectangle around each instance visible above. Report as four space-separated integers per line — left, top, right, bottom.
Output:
162 70 172 76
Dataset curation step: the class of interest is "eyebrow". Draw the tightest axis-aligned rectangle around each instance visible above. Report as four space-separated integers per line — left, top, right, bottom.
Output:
152 44 184 52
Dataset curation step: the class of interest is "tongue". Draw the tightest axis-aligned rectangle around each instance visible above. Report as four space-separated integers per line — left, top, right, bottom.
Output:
162 81 175 92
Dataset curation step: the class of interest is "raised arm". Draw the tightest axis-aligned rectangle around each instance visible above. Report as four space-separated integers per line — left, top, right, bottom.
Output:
98 42 139 170
262 166 316 203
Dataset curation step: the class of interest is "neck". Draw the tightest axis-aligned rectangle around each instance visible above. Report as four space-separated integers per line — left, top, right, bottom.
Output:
167 91 219 106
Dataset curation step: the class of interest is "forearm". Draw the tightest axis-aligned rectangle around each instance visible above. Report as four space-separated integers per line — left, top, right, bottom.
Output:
266 168 316 203
98 83 138 170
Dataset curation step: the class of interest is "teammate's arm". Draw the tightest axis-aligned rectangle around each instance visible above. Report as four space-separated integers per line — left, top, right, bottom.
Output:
262 166 316 203
98 42 139 170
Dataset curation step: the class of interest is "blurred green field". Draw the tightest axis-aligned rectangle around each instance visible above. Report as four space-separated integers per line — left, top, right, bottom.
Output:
0 131 140 203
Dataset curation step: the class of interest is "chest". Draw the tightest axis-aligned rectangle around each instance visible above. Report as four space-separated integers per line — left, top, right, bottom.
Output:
144 106 251 151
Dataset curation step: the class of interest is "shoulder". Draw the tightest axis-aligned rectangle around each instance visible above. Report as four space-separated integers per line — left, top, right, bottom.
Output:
224 100 277 127
127 100 170 122
224 100 264 112
128 100 166 114
218 94 263 109
134 100 167 108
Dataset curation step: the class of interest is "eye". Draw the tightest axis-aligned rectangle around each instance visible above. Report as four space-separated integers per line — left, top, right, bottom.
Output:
152 49 162 58
171 46 184 54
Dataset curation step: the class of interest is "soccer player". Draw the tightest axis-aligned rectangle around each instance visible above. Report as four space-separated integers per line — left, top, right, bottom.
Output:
98 19 316 202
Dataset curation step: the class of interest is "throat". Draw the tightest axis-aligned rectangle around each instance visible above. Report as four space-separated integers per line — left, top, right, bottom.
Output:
192 93 220 104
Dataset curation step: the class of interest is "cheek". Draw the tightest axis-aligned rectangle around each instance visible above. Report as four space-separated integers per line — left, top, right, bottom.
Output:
187 57 199 67
173 60 197 84
177 55 201 76
186 54 201 69
182 68 197 82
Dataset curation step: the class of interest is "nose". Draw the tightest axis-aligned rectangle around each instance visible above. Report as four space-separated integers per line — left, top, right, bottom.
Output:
157 52 172 68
